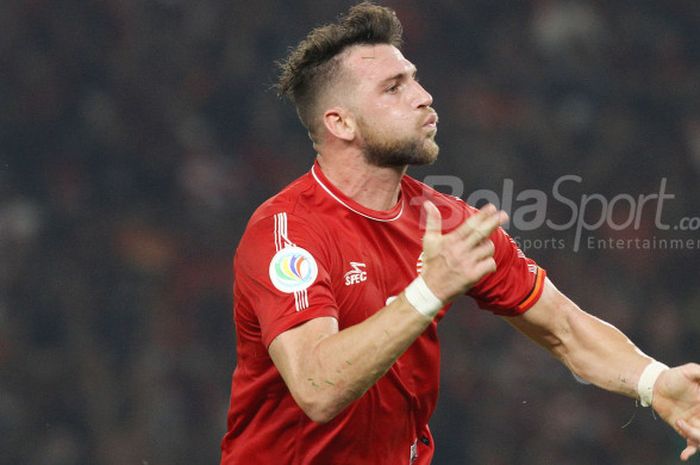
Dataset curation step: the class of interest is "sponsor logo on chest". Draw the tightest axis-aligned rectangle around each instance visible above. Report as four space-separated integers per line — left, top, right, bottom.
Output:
344 261 367 286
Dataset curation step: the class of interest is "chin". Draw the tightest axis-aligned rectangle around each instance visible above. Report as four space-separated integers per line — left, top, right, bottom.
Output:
419 140 439 164
361 132 440 167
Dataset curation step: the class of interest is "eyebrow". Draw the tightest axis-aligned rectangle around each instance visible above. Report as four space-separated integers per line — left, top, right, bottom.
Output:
378 66 418 86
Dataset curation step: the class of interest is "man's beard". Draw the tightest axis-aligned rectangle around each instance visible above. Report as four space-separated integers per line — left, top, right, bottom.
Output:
359 121 439 168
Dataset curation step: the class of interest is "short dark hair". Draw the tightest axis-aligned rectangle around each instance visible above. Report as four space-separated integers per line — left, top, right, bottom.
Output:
275 2 403 133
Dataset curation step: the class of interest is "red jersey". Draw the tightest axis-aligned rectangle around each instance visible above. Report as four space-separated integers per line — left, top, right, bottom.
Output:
221 161 545 465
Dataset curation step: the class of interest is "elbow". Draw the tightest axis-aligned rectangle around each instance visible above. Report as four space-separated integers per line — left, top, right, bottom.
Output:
556 306 600 380
548 336 569 363
289 384 346 424
304 406 338 424
551 338 592 383
292 379 365 423
296 395 342 424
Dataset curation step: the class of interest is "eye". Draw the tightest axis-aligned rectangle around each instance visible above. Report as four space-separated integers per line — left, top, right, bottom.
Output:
386 83 400 94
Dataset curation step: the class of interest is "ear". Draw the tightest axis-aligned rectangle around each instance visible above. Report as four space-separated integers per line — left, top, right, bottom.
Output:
322 107 356 142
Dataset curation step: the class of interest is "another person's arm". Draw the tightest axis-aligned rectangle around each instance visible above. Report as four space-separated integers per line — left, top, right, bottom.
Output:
506 278 700 461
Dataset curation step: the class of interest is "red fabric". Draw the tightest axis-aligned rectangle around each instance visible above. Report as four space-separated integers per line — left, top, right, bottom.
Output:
221 162 544 465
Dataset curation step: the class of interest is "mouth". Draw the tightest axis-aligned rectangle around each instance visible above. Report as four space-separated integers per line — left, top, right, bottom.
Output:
423 112 438 129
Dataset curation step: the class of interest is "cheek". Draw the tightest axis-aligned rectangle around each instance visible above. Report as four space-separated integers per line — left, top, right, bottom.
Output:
388 103 418 128
378 108 414 132
362 100 416 134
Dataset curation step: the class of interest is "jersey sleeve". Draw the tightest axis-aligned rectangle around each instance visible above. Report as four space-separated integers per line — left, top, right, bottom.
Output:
234 211 339 347
466 225 546 317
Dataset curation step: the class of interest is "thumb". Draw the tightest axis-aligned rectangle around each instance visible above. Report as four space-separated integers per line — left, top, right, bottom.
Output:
422 201 442 253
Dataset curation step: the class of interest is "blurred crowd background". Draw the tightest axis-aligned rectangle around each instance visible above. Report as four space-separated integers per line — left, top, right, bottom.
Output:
1 1 699 464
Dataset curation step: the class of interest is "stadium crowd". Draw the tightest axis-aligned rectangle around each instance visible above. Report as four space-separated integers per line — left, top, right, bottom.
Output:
1 1 698 464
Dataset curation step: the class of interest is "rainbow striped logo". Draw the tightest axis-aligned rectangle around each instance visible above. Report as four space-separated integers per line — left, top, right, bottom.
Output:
268 246 318 293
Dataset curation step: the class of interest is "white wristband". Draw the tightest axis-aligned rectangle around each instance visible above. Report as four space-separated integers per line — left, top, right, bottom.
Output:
637 360 669 407
404 276 443 318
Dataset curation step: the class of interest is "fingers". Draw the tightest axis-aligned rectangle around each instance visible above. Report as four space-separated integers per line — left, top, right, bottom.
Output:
422 201 442 256
419 202 504 298
454 204 508 247
673 365 700 462
678 419 700 445
460 203 498 239
471 238 495 262
678 419 700 461
422 201 442 238
473 255 497 276
680 443 698 461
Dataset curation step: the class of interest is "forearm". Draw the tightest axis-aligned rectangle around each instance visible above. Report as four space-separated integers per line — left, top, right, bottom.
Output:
315 295 431 414
272 293 432 423
553 306 653 398
508 279 655 399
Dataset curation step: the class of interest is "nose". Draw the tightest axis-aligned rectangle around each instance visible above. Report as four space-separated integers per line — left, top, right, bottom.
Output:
412 80 433 109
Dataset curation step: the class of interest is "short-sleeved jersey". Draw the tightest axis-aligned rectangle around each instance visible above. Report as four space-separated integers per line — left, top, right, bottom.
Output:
220 161 546 465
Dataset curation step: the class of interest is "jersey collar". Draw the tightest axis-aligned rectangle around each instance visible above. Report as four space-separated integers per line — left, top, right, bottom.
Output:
310 161 404 222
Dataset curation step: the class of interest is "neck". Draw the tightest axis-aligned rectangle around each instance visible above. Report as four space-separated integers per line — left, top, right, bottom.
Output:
316 152 406 211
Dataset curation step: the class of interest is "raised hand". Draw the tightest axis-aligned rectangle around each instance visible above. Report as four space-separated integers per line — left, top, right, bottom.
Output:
420 201 508 302
651 363 700 461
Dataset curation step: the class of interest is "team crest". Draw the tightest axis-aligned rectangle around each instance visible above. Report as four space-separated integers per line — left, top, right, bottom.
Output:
268 246 318 293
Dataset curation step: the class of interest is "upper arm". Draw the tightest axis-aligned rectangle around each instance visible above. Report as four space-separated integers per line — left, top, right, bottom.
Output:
504 277 579 355
465 218 546 316
268 316 339 388
235 212 340 347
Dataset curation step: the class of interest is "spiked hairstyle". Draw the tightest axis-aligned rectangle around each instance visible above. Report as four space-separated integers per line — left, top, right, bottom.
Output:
275 2 403 135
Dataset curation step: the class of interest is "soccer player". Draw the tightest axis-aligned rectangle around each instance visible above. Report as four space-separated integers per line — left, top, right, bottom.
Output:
220 3 700 464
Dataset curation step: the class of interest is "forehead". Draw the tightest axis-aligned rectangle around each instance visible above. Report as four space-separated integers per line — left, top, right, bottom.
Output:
342 44 414 85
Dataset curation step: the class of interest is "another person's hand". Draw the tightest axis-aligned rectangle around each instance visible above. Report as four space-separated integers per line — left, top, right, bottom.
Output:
652 363 700 461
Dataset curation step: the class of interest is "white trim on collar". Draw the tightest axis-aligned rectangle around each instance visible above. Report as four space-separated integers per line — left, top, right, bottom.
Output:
311 164 404 223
